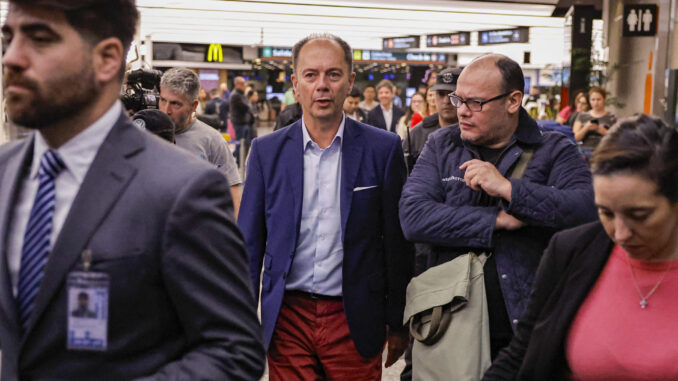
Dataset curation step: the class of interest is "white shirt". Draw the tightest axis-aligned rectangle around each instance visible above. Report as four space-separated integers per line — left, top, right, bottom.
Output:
8 101 121 296
381 103 393 132
286 116 345 296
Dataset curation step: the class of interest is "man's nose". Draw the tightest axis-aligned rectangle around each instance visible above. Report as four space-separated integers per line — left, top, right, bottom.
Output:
2 37 28 70
456 102 471 116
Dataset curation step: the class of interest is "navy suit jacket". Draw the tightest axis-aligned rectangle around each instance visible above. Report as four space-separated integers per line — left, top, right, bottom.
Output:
367 104 405 133
239 117 413 358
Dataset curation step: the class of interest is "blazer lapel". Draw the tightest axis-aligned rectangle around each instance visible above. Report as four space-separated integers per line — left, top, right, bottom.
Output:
389 108 400 132
375 106 387 130
22 114 143 340
283 122 304 247
340 120 363 238
0 137 34 343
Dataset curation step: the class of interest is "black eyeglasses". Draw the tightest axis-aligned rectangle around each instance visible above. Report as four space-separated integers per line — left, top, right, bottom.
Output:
448 91 513 112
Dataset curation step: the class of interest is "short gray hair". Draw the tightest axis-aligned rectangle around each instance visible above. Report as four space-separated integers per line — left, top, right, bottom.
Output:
292 33 352 74
160 68 200 101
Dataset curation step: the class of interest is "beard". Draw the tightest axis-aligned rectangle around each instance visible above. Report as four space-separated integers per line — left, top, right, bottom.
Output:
4 65 98 129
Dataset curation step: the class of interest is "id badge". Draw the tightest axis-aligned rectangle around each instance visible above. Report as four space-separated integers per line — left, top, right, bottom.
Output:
66 250 109 351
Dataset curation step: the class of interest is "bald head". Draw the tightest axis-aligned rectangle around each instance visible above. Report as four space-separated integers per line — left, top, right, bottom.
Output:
466 54 525 95
234 76 246 91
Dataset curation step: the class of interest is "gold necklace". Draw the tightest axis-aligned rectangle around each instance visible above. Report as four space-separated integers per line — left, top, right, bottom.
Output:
625 254 675 309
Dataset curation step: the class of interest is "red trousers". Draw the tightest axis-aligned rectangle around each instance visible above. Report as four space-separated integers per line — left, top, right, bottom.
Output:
268 291 382 380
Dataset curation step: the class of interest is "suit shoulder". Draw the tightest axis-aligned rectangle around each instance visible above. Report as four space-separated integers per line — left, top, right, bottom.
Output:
134 125 219 180
427 124 460 144
252 122 296 149
367 106 381 116
0 138 28 159
550 221 607 253
351 120 400 144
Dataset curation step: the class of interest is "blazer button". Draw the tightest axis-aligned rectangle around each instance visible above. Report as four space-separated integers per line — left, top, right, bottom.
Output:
512 319 519 325
501 274 508 280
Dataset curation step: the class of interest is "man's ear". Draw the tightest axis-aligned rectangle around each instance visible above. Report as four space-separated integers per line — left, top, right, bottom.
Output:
191 99 199 113
93 37 124 83
291 73 298 94
506 90 523 114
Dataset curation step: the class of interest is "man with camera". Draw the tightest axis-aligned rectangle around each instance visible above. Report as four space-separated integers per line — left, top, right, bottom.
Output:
0 0 265 379
159 67 243 217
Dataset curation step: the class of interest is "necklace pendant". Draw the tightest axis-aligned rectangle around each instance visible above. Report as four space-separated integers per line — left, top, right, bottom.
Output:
640 299 648 309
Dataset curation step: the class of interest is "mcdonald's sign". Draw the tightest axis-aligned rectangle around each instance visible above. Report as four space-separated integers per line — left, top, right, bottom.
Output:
207 43 223 62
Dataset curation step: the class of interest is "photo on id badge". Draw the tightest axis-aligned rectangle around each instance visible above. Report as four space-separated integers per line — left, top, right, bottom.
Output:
67 267 109 351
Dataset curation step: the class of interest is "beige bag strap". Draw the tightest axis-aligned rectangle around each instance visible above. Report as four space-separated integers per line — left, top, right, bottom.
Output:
510 146 534 180
410 305 450 345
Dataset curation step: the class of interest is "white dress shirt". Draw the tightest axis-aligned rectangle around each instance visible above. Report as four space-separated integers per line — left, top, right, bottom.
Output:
8 101 122 296
285 115 345 296
381 103 394 132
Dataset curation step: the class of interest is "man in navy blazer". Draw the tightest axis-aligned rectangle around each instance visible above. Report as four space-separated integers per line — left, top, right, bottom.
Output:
239 34 413 380
366 79 405 133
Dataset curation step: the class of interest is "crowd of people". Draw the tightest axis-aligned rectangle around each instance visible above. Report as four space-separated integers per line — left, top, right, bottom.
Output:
1 0 677 381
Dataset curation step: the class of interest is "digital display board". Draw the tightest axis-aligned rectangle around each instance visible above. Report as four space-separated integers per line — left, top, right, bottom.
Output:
426 32 471 47
382 36 420 50
478 27 529 45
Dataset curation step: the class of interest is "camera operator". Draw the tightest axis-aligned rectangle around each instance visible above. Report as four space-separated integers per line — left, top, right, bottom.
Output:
159 68 243 217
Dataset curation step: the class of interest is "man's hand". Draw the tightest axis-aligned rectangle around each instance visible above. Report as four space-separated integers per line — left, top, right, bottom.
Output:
384 328 409 368
459 159 512 201
495 209 525 231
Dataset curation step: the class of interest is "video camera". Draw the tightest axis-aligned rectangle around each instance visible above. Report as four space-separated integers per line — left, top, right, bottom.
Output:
121 69 162 113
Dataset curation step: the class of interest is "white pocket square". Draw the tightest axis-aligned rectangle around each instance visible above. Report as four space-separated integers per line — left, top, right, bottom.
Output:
353 185 378 192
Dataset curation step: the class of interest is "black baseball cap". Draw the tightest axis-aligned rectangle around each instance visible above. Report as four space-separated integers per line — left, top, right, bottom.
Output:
132 109 176 143
430 67 461 92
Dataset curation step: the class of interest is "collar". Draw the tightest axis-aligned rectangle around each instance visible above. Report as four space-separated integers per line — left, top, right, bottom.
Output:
451 107 542 147
30 101 122 183
301 113 346 150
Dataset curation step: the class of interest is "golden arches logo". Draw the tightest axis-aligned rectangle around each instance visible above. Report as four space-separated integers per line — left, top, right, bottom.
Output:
207 44 223 62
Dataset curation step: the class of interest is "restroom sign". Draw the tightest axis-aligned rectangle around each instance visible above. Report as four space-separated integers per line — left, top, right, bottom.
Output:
623 4 657 37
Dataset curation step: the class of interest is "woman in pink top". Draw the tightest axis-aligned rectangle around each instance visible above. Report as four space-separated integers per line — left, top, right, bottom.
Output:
483 114 678 381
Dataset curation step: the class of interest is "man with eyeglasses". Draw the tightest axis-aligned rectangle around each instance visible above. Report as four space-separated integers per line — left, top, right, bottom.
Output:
399 54 596 369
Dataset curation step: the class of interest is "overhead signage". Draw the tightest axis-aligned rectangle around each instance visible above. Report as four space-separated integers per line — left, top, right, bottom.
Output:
382 36 420 50
623 4 658 37
478 27 529 45
261 47 293 58
426 32 471 47
207 43 223 62
353 49 446 64
153 42 243 64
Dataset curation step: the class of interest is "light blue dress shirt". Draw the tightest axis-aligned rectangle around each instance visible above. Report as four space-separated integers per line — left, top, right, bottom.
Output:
285 116 345 296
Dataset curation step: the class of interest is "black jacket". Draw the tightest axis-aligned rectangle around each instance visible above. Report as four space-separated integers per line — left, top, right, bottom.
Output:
273 103 302 131
229 89 250 125
402 113 440 172
482 222 613 380
366 104 404 133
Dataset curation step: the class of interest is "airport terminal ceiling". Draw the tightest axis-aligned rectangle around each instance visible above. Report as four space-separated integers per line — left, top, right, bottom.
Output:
0 0 585 49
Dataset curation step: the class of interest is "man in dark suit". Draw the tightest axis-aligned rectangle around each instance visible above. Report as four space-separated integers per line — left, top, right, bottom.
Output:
0 1 265 380
366 79 405 133
344 87 367 123
239 33 413 380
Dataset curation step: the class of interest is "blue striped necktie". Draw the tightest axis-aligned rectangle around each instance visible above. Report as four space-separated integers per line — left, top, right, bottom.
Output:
17 149 65 331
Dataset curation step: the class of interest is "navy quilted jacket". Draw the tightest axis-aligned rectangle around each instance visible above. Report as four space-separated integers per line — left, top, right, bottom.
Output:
399 108 597 327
